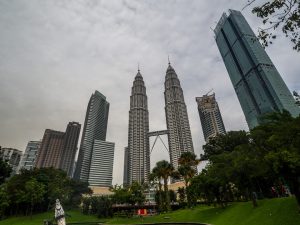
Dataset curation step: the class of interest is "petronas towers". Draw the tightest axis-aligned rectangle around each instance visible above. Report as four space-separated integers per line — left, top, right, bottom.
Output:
126 69 150 184
164 63 194 170
125 63 195 185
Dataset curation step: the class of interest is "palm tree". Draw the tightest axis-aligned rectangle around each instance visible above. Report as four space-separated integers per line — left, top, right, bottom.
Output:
178 152 200 188
151 160 174 211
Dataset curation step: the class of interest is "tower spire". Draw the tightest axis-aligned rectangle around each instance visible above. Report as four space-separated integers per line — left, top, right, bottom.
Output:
138 62 140 72
168 55 170 65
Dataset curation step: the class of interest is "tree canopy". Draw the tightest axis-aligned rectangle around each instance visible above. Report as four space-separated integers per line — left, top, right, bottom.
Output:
245 0 300 51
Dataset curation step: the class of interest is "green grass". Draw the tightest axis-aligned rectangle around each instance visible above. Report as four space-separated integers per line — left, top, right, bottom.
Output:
104 197 300 225
0 197 299 225
0 210 100 225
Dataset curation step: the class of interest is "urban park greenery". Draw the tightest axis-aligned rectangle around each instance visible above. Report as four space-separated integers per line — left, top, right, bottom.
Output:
0 168 91 219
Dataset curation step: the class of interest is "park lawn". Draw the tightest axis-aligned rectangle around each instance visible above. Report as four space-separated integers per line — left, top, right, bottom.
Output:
0 197 299 225
104 197 300 225
0 210 100 225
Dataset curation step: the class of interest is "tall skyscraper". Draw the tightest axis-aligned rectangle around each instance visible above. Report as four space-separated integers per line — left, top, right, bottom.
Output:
126 69 150 184
35 129 65 168
214 10 300 129
60 122 81 177
74 91 114 187
18 141 41 172
196 93 226 142
35 122 81 176
164 62 195 170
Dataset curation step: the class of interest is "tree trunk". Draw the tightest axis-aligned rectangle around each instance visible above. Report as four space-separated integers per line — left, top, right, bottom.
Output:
164 177 170 211
158 181 163 213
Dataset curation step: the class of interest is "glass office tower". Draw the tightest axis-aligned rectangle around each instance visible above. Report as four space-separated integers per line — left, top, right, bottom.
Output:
214 10 300 129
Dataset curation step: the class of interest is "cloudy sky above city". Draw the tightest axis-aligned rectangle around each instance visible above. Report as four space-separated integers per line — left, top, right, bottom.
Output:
1 0 299 184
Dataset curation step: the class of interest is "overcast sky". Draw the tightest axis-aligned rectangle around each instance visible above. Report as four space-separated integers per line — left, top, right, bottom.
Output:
1 0 299 184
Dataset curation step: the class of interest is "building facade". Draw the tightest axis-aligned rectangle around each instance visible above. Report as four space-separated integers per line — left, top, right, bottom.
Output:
35 122 81 176
196 93 226 142
88 140 115 187
0 147 22 176
164 63 195 170
35 129 65 169
123 147 129 185
214 9 300 129
74 91 114 187
126 69 150 184
18 141 41 172
60 122 81 177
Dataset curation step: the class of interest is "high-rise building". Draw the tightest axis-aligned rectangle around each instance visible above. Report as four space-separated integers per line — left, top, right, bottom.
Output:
88 140 115 187
0 147 22 176
18 141 41 172
35 129 65 168
35 122 81 176
214 9 300 129
74 91 114 187
126 69 150 184
123 147 129 185
164 62 195 170
60 122 81 177
196 93 226 142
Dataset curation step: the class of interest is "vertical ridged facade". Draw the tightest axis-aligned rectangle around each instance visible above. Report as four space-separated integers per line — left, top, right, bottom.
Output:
214 10 300 129
60 122 81 177
74 91 110 183
88 140 115 187
196 93 226 142
127 70 150 184
164 63 194 170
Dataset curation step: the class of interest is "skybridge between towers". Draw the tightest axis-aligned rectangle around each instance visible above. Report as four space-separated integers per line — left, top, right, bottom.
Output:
147 130 169 154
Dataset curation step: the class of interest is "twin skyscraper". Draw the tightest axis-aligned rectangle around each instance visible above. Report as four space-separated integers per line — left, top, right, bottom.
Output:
124 62 195 185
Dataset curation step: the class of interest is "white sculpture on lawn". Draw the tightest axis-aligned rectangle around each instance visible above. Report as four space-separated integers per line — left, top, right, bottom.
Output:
55 199 66 225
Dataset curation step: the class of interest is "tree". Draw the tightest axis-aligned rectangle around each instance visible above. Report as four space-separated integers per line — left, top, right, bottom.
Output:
178 152 200 187
251 111 300 209
151 160 174 211
177 152 200 207
128 181 145 206
245 0 300 51
149 171 163 212
0 159 12 185
110 185 130 204
0 184 10 219
24 178 46 218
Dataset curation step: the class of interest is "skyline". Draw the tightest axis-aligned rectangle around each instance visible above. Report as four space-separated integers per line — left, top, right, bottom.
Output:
1 0 300 185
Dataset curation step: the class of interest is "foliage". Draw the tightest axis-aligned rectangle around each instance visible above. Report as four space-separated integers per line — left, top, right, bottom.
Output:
0 159 12 185
1 167 91 217
245 0 300 51
151 160 174 211
110 185 131 204
24 178 46 218
196 111 300 209
177 187 186 207
81 196 113 219
177 152 200 207
128 181 146 206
